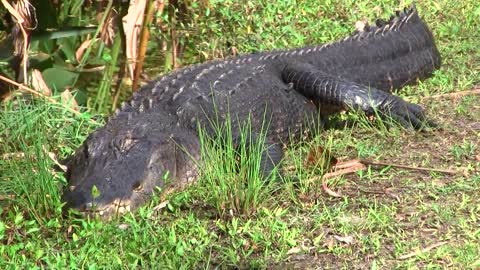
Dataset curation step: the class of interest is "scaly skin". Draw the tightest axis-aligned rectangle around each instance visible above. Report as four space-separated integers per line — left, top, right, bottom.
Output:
62 5 441 218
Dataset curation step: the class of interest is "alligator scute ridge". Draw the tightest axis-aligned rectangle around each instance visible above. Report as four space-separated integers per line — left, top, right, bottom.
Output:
62 4 441 218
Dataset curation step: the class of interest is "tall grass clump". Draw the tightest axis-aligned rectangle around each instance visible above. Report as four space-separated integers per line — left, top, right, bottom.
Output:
196 113 278 219
0 98 97 223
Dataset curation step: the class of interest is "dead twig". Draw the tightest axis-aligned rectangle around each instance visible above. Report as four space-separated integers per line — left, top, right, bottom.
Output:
421 87 480 101
0 74 97 124
305 157 457 197
360 159 457 175
0 194 15 200
0 73 59 103
2 152 26 160
398 241 449 260
321 178 342 197
304 161 366 197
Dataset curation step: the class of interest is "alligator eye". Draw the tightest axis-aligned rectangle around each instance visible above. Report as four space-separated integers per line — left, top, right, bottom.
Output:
132 181 143 192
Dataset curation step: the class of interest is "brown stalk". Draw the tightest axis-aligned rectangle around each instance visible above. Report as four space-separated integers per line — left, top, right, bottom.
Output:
359 159 457 175
421 87 480 100
1 0 30 82
132 0 158 91
305 158 457 197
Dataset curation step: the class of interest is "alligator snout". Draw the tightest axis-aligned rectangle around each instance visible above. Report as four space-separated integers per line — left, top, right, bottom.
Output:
62 186 136 218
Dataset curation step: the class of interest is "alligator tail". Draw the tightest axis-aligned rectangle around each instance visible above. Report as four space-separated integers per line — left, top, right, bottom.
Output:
307 4 441 92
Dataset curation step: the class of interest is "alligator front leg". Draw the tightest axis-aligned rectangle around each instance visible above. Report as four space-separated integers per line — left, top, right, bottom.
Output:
233 133 283 180
281 61 435 129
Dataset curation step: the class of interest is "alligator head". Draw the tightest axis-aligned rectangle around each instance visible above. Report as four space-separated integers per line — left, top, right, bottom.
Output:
62 111 199 218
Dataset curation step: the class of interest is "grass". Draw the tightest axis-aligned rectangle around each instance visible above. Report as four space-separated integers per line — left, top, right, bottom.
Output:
196 112 278 219
1 0 480 268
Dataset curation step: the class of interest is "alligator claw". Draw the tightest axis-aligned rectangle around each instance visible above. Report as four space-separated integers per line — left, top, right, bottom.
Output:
380 97 435 130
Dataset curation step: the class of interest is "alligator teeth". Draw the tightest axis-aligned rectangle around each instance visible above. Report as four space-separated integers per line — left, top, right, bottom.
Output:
69 185 76 191
129 100 139 108
138 103 145 112
117 205 131 214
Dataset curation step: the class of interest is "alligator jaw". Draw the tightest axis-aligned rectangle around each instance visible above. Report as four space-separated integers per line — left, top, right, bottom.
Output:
68 198 133 219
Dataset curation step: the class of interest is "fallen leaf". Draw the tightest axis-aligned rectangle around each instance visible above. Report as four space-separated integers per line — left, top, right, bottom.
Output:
304 145 337 170
333 235 354 245
76 39 94 62
31 69 52 96
98 10 117 46
61 89 80 111
355 20 367 32
118 224 129 230
327 239 334 249
67 225 73 235
152 200 169 211
286 247 302 255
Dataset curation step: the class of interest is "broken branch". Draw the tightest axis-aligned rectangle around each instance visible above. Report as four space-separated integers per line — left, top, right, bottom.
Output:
398 241 449 260
0 74 97 124
421 87 480 100
360 159 457 175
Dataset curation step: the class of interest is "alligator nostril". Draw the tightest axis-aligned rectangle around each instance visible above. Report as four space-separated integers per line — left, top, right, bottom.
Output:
84 202 93 209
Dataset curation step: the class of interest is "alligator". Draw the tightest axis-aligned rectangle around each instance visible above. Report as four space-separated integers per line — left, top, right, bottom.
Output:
62 4 441 217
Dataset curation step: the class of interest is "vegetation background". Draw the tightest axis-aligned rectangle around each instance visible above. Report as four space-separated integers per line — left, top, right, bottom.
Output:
0 0 479 268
